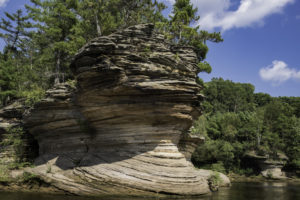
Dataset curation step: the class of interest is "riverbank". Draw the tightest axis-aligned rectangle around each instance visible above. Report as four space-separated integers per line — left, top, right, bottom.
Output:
0 169 67 196
0 182 64 195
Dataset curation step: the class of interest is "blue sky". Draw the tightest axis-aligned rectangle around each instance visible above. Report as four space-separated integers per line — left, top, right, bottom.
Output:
1 0 300 97
163 0 300 97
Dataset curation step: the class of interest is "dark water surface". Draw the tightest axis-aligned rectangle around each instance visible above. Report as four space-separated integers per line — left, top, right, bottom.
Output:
0 182 300 200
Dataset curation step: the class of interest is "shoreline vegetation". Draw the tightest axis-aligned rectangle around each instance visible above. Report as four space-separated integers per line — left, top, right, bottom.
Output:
0 170 65 195
228 173 300 183
191 78 300 180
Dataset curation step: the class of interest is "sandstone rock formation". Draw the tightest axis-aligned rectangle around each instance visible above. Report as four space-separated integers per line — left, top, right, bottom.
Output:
24 24 229 196
245 151 288 179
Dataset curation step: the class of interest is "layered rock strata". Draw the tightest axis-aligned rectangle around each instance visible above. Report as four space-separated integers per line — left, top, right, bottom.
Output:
24 24 228 196
245 151 288 179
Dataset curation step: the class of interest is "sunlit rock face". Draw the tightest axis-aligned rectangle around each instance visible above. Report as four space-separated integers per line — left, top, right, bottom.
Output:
24 24 216 196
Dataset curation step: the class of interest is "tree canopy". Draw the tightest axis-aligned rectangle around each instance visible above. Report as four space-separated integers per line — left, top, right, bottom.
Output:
192 78 300 174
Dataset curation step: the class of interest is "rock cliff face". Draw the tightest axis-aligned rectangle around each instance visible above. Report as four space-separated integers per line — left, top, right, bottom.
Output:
245 151 288 179
24 24 228 196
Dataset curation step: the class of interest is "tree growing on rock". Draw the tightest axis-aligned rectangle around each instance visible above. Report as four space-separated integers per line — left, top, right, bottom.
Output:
77 0 167 41
77 0 118 39
158 0 223 76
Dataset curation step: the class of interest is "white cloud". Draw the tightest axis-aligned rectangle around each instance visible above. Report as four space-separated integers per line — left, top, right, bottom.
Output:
259 60 300 84
163 0 294 31
197 0 294 31
296 15 300 20
165 0 175 4
192 0 231 17
0 0 9 8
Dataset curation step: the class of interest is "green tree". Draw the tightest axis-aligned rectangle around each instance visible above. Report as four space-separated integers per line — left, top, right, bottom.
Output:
118 0 166 27
192 79 300 174
204 78 255 113
264 100 294 136
77 0 166 40
26 0 85 84
199 30 223 44
0 9 43 106
254 92 272 107
0 54 19 105
169 0 200 43
0 9 31 54
284 117 300 168
278 97 300 117
157 0 223 76
77 0 118 39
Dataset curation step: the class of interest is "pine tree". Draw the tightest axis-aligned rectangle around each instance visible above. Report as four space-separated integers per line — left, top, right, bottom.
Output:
77 0 121 40
162 0 223 75
170 0 200 43
0 9 36 105
0 9 31 55
0 52 19 105
116 0 166 28
26 0 85 84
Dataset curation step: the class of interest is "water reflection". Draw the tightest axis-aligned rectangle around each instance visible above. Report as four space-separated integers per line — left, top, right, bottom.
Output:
220 182 300 200
0 182 300 200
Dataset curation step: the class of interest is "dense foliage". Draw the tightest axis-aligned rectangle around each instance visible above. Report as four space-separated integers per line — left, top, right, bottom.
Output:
0 0 221 107
192 78 300 175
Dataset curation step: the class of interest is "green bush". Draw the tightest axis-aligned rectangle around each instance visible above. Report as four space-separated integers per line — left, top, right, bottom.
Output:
20 172 39 183
1 127 26 163
208 171 223 191
21 87 45 107
8 162 33 170
210 162 226 174
234 168 254 176
0 164 12 182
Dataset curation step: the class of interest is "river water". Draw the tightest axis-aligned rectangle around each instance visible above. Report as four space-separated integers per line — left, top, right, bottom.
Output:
0 182 299 200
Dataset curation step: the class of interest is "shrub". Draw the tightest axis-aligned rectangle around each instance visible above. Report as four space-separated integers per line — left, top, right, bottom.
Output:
1 127 27 163
210 162 226 174
0 165 12 182
21 87 45 107
208 172 223 191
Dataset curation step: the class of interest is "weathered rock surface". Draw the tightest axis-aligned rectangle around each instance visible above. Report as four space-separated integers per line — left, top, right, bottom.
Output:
179 132 205 161
24 24 229 196
245 151 288 179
